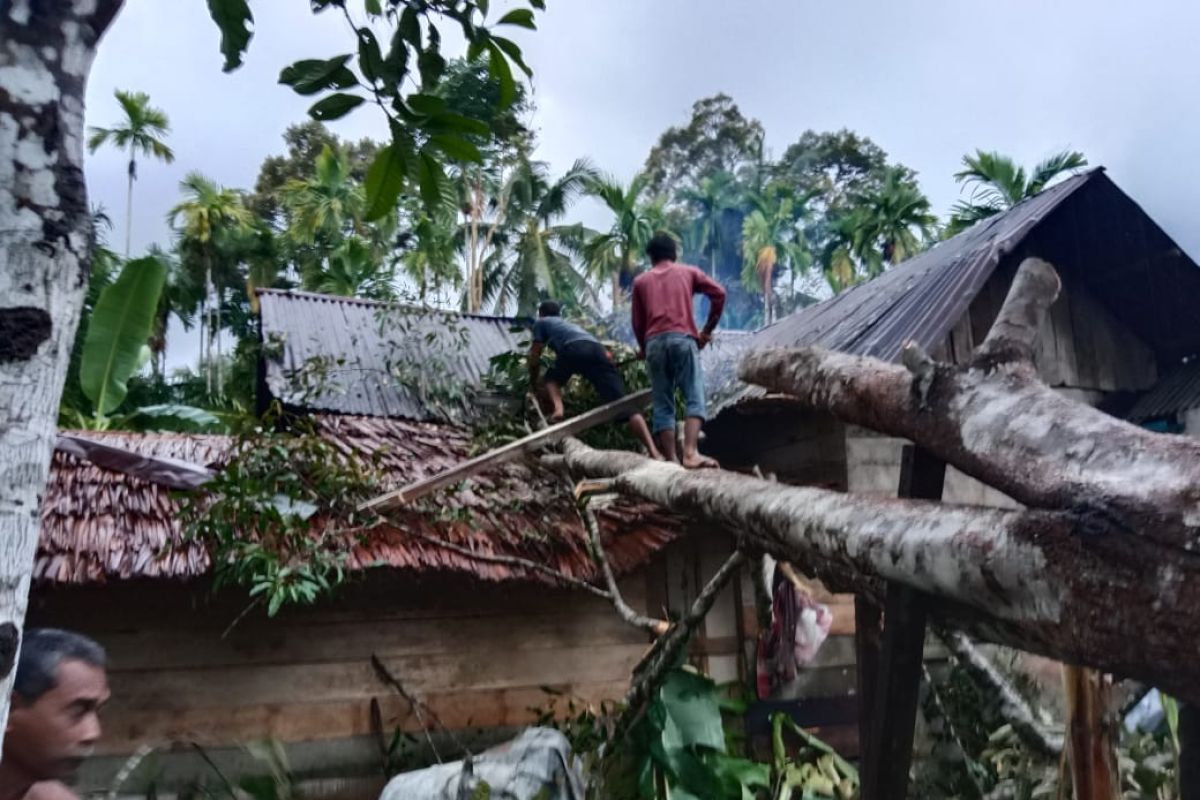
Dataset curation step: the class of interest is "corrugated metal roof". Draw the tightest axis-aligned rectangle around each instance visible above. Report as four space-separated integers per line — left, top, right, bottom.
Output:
713 168 1200 413
748 171 1093 360
259 289 524 420
1127 361 1200 421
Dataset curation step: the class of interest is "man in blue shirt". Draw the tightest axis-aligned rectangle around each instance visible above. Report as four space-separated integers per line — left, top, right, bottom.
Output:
528 300 661 459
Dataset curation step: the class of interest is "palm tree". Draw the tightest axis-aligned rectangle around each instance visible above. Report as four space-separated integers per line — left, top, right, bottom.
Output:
947 149 1087 235
481 159 597 316
582 172 666 307
677 171 738 277
87 90 175 257
400 211 459 303
740 184 810 325
842 167 938 276
168 172 252 395
312 238 398 301
280 144 364 248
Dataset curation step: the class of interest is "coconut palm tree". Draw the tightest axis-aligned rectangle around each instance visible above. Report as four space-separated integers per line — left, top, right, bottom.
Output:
946 149 1087 235
740 184 810 325
169 172 252 395
582 171 668 307
480 159 597 316
87 90 175 257
677 171 738 277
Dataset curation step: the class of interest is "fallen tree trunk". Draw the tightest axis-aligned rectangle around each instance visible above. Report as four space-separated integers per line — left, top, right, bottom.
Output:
739 258 1200 555
557 438 1200 705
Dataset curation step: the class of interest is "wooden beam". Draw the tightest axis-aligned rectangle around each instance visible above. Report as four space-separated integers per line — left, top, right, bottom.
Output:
359 388 652 512
862 445 945 800
854 596 882 781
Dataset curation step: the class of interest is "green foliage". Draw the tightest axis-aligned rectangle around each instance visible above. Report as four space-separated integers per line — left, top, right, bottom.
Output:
181 411 383 617
213 0 545 222
481 326 653 453
80 255 166 416
87 90 175 166
947 149 1087 235
642 94 766 198
206 0 253 72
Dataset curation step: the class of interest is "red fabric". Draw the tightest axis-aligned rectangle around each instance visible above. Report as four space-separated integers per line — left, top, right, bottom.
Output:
630 262 726 350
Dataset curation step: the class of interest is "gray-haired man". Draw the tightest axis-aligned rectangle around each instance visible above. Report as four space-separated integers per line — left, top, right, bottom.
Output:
0 629 109 800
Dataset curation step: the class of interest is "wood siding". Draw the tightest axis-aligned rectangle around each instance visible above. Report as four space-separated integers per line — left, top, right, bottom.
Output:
28 572 654 791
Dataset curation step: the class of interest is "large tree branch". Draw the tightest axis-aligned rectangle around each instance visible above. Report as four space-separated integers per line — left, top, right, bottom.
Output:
936 629 1064 758
739 258 1200 553
557 439 1200 704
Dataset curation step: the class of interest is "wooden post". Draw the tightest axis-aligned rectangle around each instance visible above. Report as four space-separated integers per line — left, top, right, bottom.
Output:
1180 703 1200 800
860 445 946 800
855 596 883 782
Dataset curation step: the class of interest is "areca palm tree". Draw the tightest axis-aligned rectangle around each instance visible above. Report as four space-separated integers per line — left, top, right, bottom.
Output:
841 167 938 276
87 90 175 257
315 238 398 301
677 171 738 277
169 172 252 395
740 184 811 325
483 159 597 316
947 149 1087 235
400 211 459 303
582 172 667 307
280 144 365 247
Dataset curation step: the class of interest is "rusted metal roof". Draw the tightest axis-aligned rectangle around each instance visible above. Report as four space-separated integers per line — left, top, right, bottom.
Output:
38 421 678 586
1128 361 1200 422
713 169 1200 413
259 289 524 421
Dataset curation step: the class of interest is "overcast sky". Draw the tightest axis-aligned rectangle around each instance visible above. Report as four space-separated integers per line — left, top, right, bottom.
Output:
84 0 1200 369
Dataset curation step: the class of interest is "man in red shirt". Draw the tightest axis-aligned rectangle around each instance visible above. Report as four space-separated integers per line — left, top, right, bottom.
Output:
631 233 726 468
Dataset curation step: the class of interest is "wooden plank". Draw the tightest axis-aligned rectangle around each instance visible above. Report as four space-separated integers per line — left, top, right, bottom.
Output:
95 680 632 754
106 642 648 709
96 608 648 672
359 388 652 511
861 445 945 800
32 577 638 632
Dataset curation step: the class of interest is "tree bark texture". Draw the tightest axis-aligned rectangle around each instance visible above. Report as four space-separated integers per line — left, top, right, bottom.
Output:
0 0 122 744
739 259 1200 559
558 438 1200 704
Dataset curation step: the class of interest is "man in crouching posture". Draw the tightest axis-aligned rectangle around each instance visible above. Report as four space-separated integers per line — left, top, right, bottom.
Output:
528 300 662 459
1 629 109 800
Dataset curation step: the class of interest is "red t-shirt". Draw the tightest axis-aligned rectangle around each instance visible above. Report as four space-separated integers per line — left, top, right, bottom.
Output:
631 262 727 349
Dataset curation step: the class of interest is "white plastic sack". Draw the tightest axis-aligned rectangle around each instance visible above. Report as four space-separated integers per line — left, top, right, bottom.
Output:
379 727 584 800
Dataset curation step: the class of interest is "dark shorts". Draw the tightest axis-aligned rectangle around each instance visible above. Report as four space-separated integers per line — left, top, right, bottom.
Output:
546 340 629 417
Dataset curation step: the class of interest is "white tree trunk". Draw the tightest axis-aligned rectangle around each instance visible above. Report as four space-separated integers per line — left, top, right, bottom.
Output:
0 0 123 745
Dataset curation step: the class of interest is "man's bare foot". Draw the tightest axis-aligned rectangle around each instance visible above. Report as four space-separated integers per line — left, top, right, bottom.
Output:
681 453 719 469
648 449 666 461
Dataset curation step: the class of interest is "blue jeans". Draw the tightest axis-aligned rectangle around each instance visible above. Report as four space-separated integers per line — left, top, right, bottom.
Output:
646 333 706 434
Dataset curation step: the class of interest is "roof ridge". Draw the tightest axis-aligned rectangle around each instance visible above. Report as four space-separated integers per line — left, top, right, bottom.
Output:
256 288 526 323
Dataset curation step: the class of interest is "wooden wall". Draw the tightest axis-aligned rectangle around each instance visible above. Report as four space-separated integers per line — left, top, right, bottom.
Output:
27 569 661 794
938 262 1158 393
